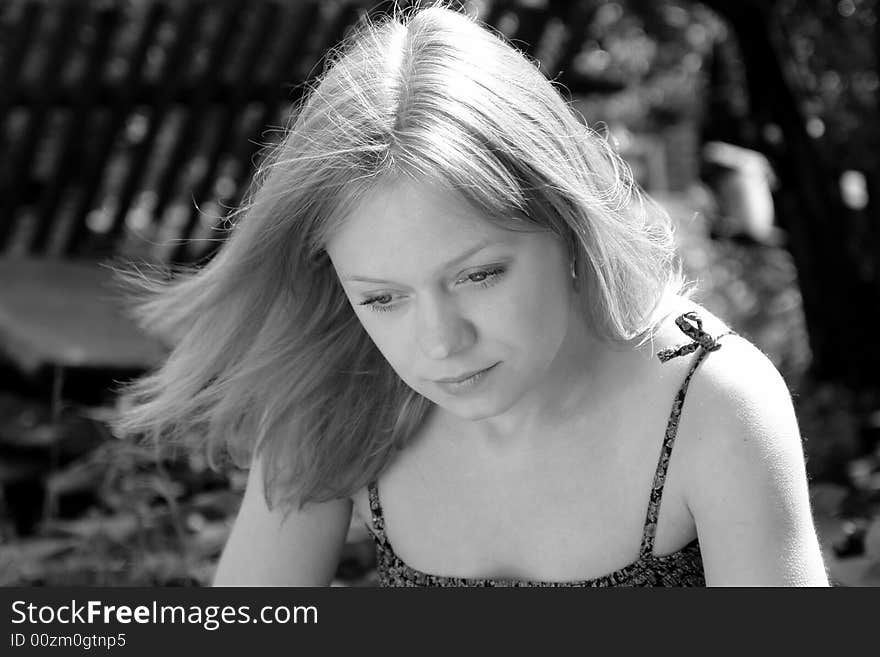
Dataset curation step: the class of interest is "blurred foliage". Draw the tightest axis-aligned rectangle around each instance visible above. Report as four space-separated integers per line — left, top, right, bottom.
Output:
562 0 725 129
775 0 879 173
562 0 880 212
0 409 244 586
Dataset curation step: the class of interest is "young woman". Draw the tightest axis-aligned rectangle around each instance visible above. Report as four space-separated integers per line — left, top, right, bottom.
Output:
115 5 828 586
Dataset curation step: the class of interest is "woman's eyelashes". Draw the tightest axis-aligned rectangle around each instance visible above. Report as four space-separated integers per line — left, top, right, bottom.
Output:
359 293 395 313
457 265 506 287
357 265 507 313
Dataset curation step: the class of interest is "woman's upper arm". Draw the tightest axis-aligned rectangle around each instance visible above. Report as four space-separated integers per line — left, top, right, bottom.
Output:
683 337 829 586
212 455 352 586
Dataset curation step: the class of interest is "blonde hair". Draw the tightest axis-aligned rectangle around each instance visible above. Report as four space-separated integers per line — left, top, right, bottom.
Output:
114 4 687 509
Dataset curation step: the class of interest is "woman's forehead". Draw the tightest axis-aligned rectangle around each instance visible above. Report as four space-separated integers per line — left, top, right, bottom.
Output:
329 179 512 252
325 179 544 281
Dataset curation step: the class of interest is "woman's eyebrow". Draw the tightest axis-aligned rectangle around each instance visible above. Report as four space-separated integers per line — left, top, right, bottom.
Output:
341 239 496 284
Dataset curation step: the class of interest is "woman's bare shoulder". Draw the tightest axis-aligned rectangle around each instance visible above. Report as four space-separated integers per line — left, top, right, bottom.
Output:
657 297 795 460
650 300 827 584
643 297 809 509
672 298 787 418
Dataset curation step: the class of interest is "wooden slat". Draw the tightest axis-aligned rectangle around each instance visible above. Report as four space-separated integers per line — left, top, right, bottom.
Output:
0 2 84 249
209 1 326 261
151 1 246 227
309 2 366 84
0 2 43 171
104 0 207 248
65 2 167 256
30 3 121 254
175 1 282 262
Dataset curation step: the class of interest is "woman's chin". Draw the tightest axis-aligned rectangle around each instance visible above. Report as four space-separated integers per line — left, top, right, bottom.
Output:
428 390 517 422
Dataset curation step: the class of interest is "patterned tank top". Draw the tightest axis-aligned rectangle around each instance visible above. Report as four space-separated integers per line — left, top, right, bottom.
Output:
365 312 736 587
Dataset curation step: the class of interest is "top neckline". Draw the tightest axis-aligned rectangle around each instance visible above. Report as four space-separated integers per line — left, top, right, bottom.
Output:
365 311 733 586
368 479 703 587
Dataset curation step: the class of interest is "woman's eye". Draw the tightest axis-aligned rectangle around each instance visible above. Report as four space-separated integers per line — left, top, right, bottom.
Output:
357 266 506 314
462 266 506 287
359 294 395 312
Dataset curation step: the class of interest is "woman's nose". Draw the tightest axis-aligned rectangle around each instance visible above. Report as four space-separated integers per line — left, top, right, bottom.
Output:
416 296 474 360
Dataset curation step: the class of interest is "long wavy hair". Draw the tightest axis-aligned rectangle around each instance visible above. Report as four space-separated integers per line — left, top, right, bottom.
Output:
113 4 688 510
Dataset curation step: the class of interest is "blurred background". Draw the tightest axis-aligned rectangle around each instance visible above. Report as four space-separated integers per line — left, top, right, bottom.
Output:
0 0 878 586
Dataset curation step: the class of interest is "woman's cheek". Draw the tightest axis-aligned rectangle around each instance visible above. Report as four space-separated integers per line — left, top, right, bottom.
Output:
362 317 413 374
501 270 561 328
506 270 570 350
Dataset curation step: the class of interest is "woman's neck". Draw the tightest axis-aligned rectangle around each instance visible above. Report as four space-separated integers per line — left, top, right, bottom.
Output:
443 309 624 454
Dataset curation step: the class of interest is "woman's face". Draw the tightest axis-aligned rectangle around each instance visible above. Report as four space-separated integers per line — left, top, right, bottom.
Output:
326 179 577 421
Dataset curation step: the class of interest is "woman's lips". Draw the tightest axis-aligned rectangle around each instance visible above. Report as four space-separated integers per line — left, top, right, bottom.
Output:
433 362 499 393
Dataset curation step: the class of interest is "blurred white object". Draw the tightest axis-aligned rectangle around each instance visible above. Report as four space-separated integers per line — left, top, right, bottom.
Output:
840 169 869 210
703 141 780 245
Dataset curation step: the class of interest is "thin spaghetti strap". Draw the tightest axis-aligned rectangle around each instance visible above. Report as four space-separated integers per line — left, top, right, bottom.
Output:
640 312 737 558
367 480 389 546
